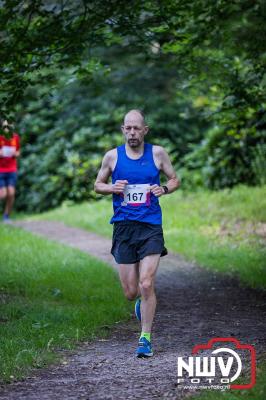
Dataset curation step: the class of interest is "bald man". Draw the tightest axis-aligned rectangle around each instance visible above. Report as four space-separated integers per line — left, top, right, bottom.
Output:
94 110 179 357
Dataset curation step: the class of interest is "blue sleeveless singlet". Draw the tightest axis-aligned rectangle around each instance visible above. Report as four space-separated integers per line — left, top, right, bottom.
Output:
110 143 162 225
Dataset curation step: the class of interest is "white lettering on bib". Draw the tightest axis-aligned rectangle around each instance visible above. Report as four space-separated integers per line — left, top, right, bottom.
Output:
122 184 151 207
2 146 15 157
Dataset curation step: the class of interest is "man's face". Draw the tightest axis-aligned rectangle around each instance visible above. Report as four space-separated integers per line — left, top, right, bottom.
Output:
121 113 148 148
2 120 10 133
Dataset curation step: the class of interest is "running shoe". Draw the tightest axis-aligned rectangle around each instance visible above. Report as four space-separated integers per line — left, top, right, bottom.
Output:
3 214 11 223
136 337 153 358
134 298 141 321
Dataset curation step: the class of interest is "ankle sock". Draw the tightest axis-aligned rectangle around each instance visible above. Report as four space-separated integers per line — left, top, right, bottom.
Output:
140 332 151 342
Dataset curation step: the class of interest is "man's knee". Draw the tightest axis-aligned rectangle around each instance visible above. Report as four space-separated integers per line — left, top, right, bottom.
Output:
7 187 15 197
139 277 154 298
0 189 7 200
123 286 138 301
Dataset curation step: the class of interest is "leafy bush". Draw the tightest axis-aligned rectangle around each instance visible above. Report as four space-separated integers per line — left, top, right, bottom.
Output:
251 143 266 185
183 124 266 189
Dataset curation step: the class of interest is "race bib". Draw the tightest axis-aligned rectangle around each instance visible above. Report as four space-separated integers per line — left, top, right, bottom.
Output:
122 184 151 206
2 146 15 157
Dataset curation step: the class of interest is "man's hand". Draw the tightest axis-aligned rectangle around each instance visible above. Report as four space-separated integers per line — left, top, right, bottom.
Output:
13 150 20 158
150 184 164 197
112 180 128 195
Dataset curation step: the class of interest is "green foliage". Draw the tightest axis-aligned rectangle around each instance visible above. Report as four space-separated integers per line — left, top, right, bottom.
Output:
183 124 266 189
251 144 266 185
0 0 148 112
1 1 265 208
15 73 124 211
178 53 266 189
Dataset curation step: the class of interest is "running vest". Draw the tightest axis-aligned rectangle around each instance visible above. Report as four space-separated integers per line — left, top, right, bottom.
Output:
110 143 162 225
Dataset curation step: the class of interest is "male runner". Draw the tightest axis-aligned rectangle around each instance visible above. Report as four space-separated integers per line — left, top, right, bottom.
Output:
0 119 20 222
94 110 179 357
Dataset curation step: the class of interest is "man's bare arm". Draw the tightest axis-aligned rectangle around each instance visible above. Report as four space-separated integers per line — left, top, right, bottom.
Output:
159 147 180 193
94 150 128 195
94 151 114 194
151 146 180 197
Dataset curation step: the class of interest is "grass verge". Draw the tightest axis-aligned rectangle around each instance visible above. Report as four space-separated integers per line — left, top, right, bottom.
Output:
0 225 130 383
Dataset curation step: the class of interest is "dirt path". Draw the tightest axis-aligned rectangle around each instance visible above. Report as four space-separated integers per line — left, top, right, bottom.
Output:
1 220 266 400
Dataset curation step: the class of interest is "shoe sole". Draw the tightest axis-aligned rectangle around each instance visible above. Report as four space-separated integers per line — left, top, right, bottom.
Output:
136 352 153 358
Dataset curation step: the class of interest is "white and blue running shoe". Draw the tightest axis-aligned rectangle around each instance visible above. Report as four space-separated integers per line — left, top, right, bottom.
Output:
134 298 141 321
136 337 153 358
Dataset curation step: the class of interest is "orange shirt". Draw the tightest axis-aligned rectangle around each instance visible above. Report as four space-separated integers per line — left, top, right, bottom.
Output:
0 134 20 173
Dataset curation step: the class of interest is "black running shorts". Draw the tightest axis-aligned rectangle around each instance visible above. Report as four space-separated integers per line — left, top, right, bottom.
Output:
111 220 168 264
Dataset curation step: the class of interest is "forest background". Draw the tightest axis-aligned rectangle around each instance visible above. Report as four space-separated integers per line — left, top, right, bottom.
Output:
0 0 265 211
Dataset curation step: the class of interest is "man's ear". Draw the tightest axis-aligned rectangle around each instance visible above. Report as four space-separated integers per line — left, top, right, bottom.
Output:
144 126 149 135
